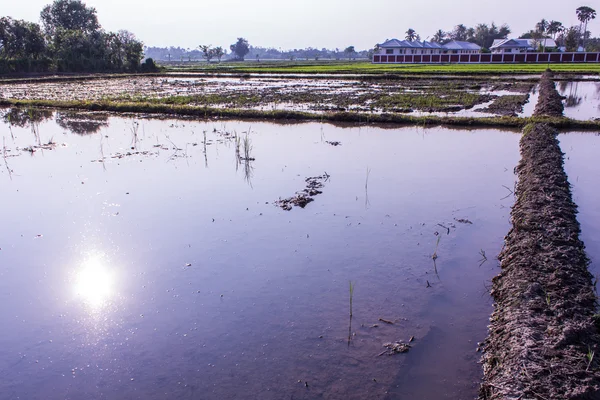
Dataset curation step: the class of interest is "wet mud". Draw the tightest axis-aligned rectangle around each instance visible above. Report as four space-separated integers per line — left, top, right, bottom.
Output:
533 70 565 117
275 173 330 210
480 71 600 399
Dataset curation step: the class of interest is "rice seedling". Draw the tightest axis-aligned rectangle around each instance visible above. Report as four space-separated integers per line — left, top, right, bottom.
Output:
130 120 140 149
241 133 254 161
202 130 208 168
234 131 241 162
587 346 595 371
349 280 355 317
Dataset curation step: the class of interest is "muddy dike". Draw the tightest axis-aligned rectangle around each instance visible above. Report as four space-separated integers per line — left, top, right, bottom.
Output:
479 124 600 395
533 70 565 118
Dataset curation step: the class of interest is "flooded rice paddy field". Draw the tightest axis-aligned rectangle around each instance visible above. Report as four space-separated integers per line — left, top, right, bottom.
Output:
0 75 537 116
521 80 600 120
560 133 600 277
0 109 525 399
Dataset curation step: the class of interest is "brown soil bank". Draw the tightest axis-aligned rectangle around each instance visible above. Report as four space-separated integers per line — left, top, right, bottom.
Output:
480 70 600 399
533 70 565 117
479 125 600 398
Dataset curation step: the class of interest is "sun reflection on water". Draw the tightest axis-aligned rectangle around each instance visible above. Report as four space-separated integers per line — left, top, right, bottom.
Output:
74 256 114 310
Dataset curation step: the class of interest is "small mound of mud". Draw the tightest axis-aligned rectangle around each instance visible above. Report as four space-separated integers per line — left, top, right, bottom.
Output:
479 123 600 399
477 94 529 117
275 173 330 211
533 70 565 117
381 342 411 355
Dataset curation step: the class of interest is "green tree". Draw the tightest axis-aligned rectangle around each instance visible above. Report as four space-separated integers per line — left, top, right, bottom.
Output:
344 45 355 60
466 27 475 42
229 37 249 60
213 46 225 62
118 30 143 71
576 6 596 49
432 29 446 43
405 28 418 42
451 24 468 41
199 44 214 62
41 0 100 36
564 26 580 51
547 21 564 40
0 17 46 59
535 19 549 52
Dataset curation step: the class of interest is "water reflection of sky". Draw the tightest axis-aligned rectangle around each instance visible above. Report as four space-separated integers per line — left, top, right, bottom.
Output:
520 80 600 120
558 81 600 120
0 111 526 399
73 254 115 311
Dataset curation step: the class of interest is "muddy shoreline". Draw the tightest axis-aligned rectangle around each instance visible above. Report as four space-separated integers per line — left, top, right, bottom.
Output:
480 72 600 398
1 99 600 131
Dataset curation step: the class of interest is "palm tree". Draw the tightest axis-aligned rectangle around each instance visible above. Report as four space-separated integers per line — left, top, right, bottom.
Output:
432 29 446 43
576 6 597 49
547 21 564 40
405 28 418 42
536 19 549 52
466 28 475 42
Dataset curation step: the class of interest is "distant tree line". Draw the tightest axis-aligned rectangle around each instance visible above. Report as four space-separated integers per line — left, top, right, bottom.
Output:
0 0 154 74
145 39 370 62
517 7 597 52
423 6 597 52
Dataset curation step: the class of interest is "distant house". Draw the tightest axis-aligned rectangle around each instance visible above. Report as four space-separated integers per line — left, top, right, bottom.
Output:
490 38 558 53
442 40 482 54
375 39 481 56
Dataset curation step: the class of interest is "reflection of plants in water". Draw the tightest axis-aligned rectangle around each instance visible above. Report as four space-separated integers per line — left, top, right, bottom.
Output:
55 112 109 135
348 281 355 347
349 281 355 317
1 108 53 128
565 95 582 108
2 137 13 180
202 131 208 168
558 81 569 92
130 121 139 149
2 108 53 143
235 130 255 187
242 134 253 162
563 82 582 108
28 109 41 146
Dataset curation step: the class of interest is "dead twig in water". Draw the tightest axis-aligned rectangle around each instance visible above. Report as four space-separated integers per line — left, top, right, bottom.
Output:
2 137 13 180
432 235 441 260
478 249 488 267
378 318 394 325
437 223 450 235
500 184 514 200
348 281 355 347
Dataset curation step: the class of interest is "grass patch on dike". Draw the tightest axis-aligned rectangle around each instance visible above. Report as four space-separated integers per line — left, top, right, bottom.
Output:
2 98 600 131
167 61 600 75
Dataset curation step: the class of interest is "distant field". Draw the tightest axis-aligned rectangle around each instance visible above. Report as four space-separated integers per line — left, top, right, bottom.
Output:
164 61 600 75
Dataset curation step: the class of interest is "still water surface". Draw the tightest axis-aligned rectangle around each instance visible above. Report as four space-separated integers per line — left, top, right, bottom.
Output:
0 111 521 399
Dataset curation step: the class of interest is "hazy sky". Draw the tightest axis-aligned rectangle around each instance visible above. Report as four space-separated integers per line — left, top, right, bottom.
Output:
4 0 598 50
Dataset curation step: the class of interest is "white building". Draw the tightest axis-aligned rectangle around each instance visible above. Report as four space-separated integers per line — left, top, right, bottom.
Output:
375 39 481 56
490 38 558 53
